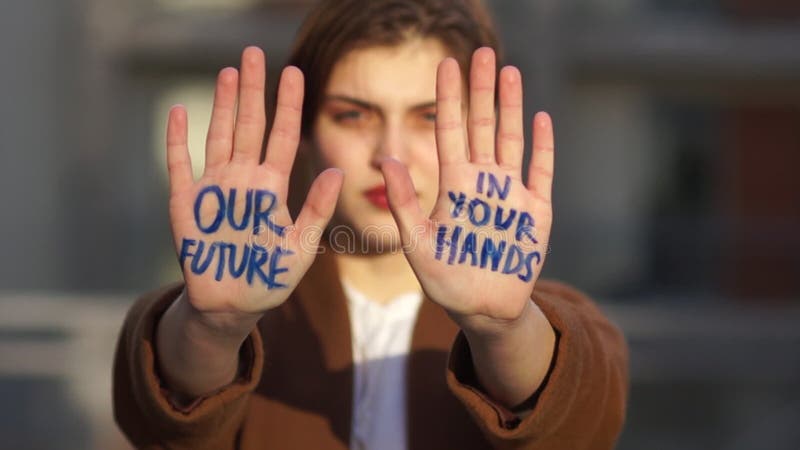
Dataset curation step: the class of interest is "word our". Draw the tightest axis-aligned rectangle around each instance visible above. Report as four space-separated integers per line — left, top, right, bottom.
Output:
194 185 284 236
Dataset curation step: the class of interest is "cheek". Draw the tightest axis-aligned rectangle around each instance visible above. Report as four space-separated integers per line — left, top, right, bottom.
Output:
409 133 440 178
314 126 372 170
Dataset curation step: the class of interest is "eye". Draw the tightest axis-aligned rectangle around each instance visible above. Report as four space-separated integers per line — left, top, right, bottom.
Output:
412 109 437 129
332 110 363 122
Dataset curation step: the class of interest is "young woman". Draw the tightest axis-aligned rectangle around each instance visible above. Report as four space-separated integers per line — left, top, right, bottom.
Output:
113 1 628 449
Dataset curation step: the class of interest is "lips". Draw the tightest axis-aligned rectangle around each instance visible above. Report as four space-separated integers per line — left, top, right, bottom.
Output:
363 185 390 210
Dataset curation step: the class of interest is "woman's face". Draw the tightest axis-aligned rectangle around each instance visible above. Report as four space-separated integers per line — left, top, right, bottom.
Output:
312 38 451 252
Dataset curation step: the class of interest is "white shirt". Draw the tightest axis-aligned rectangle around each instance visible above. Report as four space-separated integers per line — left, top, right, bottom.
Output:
341 280 424 450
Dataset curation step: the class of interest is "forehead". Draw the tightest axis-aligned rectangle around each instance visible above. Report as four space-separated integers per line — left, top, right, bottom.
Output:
325 38 448 107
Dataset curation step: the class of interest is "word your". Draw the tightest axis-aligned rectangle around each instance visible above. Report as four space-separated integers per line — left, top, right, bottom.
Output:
435 171 541 282
180 185 291 289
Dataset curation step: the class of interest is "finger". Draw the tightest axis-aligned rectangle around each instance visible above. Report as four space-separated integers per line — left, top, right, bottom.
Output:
294 168 344 249
496 66 524 173
380 157 428 249
264 66 304 180
526 111 555 203
166 105 194 194
467 47 496 164
231 46 267 165
205 67 239 173
435 58 466 166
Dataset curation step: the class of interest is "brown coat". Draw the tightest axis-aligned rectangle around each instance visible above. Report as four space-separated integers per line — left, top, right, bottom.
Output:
113 249 628 449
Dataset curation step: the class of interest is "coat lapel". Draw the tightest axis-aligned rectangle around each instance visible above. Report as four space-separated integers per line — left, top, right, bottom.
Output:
250 245 353 448
407 296 491 449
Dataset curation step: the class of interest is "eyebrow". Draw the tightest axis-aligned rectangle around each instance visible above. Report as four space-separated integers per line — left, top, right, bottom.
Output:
324 95 436 112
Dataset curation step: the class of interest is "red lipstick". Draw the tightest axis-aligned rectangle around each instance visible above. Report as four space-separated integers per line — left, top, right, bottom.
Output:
363 185 390 210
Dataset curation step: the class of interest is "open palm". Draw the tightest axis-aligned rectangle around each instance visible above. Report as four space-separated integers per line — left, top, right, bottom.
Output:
381 47 554 324
166 47 342 319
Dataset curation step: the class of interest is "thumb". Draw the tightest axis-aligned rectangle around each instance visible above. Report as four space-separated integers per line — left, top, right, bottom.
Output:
293 168 344 257
380 158 429 253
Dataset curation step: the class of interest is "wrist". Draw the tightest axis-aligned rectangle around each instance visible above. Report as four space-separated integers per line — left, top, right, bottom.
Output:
456 299 556 408
179 287 262 346
452 297 536 342
156 289 258 399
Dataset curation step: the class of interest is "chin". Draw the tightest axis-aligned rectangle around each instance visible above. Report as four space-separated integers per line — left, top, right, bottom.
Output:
325 212 402 255
361 232 403 255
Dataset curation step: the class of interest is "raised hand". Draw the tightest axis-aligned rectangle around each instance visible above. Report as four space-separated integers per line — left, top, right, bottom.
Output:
166 47 343 329
380 47 554 328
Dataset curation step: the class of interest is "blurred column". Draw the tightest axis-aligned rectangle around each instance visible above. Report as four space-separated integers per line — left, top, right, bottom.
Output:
718 0 800 301
555 84 660 295
495 0 661 295
721 107 800 300
0 0 82 289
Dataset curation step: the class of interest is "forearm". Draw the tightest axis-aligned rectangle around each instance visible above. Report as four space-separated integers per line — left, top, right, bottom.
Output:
458 299 556 408
155 289 259 403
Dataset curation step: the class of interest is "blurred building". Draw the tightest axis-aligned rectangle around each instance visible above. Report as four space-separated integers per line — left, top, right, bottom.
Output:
0 0 798 449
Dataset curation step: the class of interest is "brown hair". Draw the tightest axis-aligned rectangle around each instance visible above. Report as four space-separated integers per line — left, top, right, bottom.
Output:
287 0 501 137
284 0 500 222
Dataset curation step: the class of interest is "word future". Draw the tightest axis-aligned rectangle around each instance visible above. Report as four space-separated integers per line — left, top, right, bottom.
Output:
179 185 291 289
435 172 541 282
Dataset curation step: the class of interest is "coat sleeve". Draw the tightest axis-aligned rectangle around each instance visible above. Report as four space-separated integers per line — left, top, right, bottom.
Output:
445 280 629 450
112 283 264 450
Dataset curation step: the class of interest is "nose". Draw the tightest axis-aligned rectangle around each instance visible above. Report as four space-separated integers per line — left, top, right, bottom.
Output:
370 120 406 170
